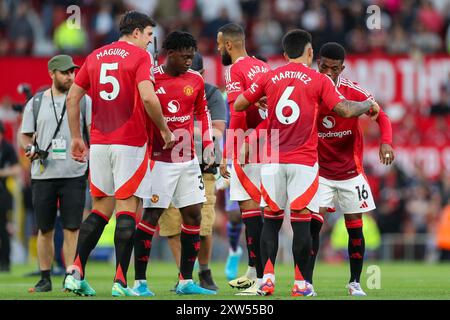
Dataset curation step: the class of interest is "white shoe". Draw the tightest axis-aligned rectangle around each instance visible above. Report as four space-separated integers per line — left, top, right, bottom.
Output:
307 282 317 297
346 282 367 296
235 280 259 296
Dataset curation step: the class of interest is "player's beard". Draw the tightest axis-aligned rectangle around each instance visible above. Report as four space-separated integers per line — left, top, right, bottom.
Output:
221 51 232 66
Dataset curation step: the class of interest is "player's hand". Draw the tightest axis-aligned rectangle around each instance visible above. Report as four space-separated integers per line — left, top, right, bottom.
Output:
71 137 87 163
255 96 268 111
203 143 216 170
161 129 176 150
367 101 380 121
220 158 230 179
379 143 395 165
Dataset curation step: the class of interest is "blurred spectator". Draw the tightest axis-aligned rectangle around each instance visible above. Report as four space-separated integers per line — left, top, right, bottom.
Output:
123 0 158 16
412 21 442 54
374 165 408 234
347 26 369 54
252 11 283 56
429 86 450 116
0 96 19 123
417 0 445 34
7 1 34 55
0 120 21 272
436 201 450 261
0 0 447 56
92 3 114 45
197 0 242 23
387 23 411 54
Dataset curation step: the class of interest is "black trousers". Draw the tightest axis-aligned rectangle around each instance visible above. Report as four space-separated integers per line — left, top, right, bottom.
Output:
0 190 12 268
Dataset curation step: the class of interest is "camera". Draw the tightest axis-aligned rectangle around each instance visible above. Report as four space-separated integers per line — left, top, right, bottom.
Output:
25 144 49 160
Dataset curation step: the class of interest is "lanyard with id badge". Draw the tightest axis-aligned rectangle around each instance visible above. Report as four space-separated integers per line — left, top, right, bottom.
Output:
35 90 67 172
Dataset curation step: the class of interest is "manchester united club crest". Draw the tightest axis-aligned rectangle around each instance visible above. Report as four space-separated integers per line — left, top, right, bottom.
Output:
151 194 159 203
183 85 194 96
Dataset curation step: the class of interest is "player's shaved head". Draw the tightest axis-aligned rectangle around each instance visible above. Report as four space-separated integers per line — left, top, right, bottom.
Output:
319 42 346 63
218 23 245 43
282 29 312 59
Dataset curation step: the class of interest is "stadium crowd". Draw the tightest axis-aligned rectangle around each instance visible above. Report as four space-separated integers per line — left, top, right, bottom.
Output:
0 0 450 273
0 0 449 56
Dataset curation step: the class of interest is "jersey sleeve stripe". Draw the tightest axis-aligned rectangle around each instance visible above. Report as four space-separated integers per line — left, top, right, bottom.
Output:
340 78 372 98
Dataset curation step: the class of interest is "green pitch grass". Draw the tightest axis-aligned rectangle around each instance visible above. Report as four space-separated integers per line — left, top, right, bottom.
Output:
0 261 449 300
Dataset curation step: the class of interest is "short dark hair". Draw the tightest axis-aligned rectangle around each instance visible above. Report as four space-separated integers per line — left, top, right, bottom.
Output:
119 11 156 36
319 42 346 62
218 23 245 40
282 29 312 59
162 30 197 52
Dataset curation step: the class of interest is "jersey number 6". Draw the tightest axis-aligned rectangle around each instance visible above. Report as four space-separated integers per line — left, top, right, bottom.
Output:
275 86 300 125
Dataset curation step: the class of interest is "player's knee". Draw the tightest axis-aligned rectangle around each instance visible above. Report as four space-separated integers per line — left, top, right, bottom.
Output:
142 208 164 225
38 228 55 236
114 215 136 241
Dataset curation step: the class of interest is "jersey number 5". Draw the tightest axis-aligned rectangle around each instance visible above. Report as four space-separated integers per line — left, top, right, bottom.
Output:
275 86 300 124
100 63 120 101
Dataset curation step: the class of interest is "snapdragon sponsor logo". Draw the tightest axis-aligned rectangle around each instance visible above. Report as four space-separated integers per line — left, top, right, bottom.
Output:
165 115 191 123
322 116 336 129
167 100 180 113
318 130 352 139
164 114 191 123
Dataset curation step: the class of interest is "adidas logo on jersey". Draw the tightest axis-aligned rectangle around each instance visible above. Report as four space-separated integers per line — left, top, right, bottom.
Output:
360 201 369 209
155 87 166 94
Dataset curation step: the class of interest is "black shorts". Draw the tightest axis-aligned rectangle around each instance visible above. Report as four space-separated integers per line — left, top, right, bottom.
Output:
32 176 87 233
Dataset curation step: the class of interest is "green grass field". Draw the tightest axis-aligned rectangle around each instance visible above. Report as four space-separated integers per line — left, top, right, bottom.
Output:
1 261 449 300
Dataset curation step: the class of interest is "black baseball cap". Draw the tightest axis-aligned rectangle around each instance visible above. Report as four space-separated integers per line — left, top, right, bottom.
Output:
191 52 203 72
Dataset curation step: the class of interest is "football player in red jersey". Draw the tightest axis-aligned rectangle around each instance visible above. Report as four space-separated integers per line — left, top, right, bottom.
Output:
64 11 175 297
234 30 381 297
303 42 394 296
132 31 216 296
217 23 271 295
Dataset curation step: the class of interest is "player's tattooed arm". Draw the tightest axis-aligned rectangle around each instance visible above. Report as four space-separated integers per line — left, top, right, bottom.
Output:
333 99 380 120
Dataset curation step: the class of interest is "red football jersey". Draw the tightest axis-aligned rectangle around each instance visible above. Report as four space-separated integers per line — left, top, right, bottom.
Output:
224 56 270 160
75 41 154 146
318 77 391 180
243 62 344 166
148 66 212 163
